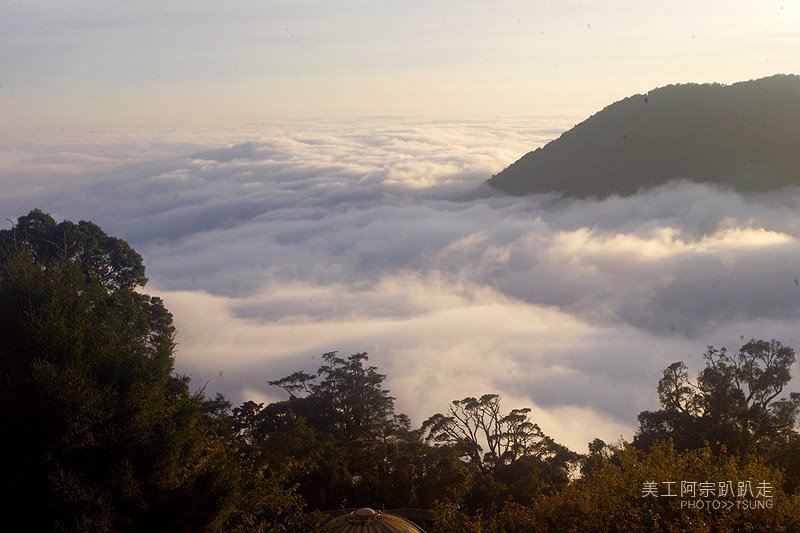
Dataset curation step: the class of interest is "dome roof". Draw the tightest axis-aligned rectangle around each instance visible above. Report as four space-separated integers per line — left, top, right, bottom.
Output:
326 507 425 532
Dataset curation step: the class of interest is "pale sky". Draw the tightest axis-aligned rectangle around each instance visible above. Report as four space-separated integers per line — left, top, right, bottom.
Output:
2 1 798 130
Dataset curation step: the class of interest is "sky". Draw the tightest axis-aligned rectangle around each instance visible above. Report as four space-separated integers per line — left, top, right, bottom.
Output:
2 1 799 129
2 2 800 452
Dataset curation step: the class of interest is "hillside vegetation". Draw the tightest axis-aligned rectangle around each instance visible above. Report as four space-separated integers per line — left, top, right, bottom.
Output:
488 74 800 197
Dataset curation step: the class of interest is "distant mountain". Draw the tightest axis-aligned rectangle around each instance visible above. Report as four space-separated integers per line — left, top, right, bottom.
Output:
487 75 800 197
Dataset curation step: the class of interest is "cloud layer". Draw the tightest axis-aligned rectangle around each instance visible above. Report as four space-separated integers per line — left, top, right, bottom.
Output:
4 117 800 451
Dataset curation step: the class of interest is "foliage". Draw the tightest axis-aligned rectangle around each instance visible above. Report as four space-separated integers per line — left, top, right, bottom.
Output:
239 351 473 512
1 208 147 290
433 443 800 532
421 394 578 514
635 340 800 455
527 443 800 533
0 210 302 530
268 351 396 443
422 394 574 473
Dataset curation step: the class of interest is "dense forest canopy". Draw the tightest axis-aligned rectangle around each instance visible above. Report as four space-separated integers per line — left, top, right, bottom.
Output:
488 74 800 198
2 209 800 531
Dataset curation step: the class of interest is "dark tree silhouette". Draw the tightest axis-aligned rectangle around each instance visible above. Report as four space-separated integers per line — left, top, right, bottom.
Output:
0 210 304 531
422 394 570 472
635 339 800 455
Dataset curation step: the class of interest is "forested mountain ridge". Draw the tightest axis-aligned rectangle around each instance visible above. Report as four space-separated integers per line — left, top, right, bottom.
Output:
488 74 800 197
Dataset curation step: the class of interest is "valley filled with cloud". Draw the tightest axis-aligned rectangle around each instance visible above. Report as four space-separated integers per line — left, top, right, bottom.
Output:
4 117 800 451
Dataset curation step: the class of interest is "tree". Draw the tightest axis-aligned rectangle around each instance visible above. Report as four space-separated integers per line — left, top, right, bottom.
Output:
635 339 800 455
0 210 302 530
267 351 396 442
1 208 147 290
580 437 623 477
422 394 577 511
422 394 568 472
237 351 475 511
526 442 800 532
233 352 400 510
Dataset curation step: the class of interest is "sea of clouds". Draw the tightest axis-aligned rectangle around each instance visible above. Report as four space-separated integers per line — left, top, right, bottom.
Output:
4 116 800 451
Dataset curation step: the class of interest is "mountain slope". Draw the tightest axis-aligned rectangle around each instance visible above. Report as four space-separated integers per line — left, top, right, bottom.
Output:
487 75 800 197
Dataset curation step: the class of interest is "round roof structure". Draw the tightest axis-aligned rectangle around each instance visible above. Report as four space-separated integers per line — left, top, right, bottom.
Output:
326 507 425 533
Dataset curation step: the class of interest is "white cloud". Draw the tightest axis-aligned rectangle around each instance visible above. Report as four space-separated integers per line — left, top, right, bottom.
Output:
552 225 794 263
4 117 800 452
156 273 648 451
